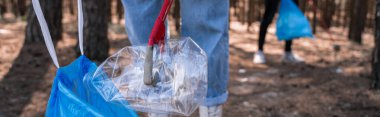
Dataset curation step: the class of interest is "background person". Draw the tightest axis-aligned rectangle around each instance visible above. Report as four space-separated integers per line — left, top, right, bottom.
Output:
253 0 304 64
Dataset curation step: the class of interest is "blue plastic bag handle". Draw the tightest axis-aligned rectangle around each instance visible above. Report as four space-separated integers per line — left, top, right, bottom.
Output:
32 0 60 68
32 0 85 68
77 0 84 55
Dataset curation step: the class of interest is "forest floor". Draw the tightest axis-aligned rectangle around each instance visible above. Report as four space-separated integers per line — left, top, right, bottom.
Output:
1 10 380 117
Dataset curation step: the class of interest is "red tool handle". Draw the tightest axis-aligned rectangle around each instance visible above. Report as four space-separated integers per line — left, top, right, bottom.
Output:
144 0 174 86
148 0 174 46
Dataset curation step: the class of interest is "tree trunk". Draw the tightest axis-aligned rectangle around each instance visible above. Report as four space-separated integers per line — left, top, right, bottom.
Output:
312 0 318 34
236 0 247 25
25 0 62 43
0 1 5 19
367 0 376 31
116 0 123 24
336 0 343 27
322 0 335 28
106 0 112 23
247 0 255 31
9 0 27 17
172 0 180 32
348 0 368 44
18 0 27 16
230 0 238 17
79 0 110 62
256 0 265 22
68 0 75 15
300 0 306 12
344 0 352 29
372 0 380 89
347 0 356 39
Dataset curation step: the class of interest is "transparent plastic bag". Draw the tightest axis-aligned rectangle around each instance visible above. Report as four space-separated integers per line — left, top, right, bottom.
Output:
90 37 208 116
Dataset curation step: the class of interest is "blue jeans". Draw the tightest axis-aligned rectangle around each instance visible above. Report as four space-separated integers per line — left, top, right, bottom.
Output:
121 0 229 106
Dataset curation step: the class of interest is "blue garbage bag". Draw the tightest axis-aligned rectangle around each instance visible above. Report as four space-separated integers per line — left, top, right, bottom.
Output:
45 55 138 117
276 0 314 40
32 0 138 116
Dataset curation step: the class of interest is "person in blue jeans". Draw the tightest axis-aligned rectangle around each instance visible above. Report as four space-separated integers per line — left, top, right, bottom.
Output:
121 0 229 117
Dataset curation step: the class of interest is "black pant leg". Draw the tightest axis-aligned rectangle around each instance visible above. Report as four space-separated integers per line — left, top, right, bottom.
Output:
284 0 299 52
285 40 292 52
258 0 280 51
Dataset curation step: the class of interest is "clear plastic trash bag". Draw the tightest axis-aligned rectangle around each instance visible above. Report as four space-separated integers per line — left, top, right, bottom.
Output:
276 0 314 40
90 37 208 116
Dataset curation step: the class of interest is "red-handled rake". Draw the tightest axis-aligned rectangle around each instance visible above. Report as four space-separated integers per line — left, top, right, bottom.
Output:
144 0 174 86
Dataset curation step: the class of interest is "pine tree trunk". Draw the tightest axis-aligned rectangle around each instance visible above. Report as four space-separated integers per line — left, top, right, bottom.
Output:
258 0 264 21
367 0 376 30
230 0 238 17
336 0 343 27
247 0 255 31
322 0 335 28
344 0 352 29
9 0 26 17
173 0 180 32
25 0 62 43
347 0 356 39
68 0 75 15
0 1 5 19
80 0 110 62
312 0 318 34
372 0 380 89
116 0 123 23
300 0 306 12
348 0 368 44
106 0 112 23
18 0 27 16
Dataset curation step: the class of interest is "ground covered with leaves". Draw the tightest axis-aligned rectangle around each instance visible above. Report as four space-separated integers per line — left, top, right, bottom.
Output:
0 11 379 117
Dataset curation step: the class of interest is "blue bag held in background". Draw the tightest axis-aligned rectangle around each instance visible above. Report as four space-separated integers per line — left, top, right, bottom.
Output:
276 0 314 40
32 0 138 116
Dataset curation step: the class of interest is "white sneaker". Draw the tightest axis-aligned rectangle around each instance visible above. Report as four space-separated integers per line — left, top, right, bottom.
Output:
253 51 266 64
282 52 304 63
147 113 170 117
199 105 223 117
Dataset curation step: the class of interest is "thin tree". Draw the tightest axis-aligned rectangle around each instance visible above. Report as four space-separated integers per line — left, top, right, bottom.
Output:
322 0 335 28
372 0 380 89
348 0 368 44
312 0 318 34
25 0 62 43
79 0 110 62
116 0 124 24
247 0 255 32
172 0 180 32
0 1 5 19
10 0 28 18
68 0 75 15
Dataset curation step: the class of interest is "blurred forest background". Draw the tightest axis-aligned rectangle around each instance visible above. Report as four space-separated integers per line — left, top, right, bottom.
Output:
1 0 380 116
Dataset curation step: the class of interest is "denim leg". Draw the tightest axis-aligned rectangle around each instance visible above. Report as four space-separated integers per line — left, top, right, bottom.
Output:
121 0 163 46
180 0 230 106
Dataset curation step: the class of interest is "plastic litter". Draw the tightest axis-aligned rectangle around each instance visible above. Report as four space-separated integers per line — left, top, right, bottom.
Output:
46 56 137 117
276 0 314 40
32 0 137 116
91 37 208 116
89 0 208 116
